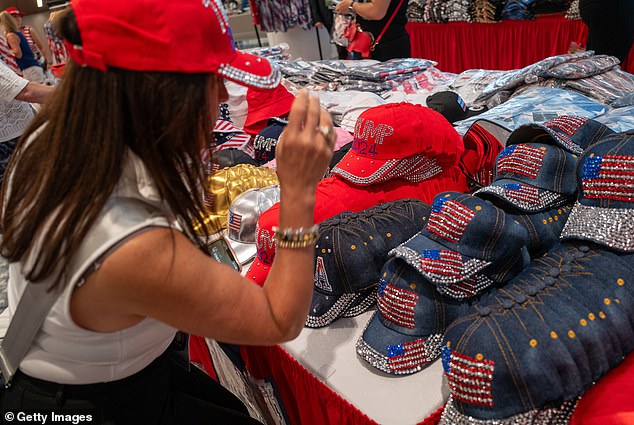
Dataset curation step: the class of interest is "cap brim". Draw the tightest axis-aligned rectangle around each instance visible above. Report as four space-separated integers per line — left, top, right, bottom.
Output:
475 178 571 213
561 202 634 253
330 150 401 186
356 311 442 375
305 288 361 328
227 238 257 266
391 234 491 286
217 50 281 90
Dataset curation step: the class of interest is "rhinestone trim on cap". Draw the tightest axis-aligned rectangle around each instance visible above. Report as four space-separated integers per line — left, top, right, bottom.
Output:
341 289 376 318
440 396 578 425
561 202 634 252
436 274 494 300
543 115 588 155
330 155 441 186
305 292 359 328
218 63 281 90
475 184 567 212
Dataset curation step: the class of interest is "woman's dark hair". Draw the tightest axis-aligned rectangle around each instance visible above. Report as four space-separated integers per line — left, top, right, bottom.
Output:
0 8 213 289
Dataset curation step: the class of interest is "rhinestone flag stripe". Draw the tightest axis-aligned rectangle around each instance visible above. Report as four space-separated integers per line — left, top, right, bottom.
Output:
427 198 475 243
581 155 634 202
446 350 495 407
436 274 494 300
377 284 418 328
544 116 588 154
496 145 545 178
228 211 242 233
421 250 466 280
503 183 540 205
387 339 430 372
475 184 566 212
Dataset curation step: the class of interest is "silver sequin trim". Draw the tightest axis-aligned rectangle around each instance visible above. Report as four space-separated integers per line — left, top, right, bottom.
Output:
475 184 568 212
305 292 359 328
218 63 282 90
561 202 634 252
341 290 376 318
331 155 442 186
439 396 579 425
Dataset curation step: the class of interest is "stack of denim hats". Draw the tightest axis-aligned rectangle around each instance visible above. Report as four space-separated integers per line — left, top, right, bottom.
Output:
306 199 430 328
356 192 530 375
439 131 634 424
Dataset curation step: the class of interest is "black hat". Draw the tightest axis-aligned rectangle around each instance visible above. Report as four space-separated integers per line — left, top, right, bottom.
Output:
426 91 487 124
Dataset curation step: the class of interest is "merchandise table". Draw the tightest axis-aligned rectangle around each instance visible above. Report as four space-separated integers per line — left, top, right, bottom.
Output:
406 14 589 74
240 310 448 425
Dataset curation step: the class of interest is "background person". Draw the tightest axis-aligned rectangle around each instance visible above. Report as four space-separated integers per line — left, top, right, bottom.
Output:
334 0 410 61
0 0 334 422
579 0 634 63
5 6 52 68
0 11 46 83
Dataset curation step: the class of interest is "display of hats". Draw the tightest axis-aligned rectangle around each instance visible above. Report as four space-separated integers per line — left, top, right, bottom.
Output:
506 115 615 154
426 91 488 124
306 199 430 328
198 164 279 234
356 257 473 375
330 103 464 186
459 119 509 189
226 185 280 266
506 204 574 258
561 130 634 252
475 143 579 212
440 241 634 423
391 192 530 299
243 84 295 135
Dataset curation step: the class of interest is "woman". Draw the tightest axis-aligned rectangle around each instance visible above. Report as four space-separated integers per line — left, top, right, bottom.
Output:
0 11 46 83
579 0 634 63
334 0 410 61
0 0 334 423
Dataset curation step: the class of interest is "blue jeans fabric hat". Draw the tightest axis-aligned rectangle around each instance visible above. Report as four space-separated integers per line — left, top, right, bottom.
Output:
440 241 634 422
561 130 634 252
390 192 530 298
506 204 573 258
506 115 615 155
253 120 286 166
306 199 430 328
475 143 578 212
356 257 473 375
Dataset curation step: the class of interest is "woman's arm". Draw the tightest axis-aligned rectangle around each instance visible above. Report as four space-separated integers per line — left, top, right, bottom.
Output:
335 0 390 21
6 32 22 59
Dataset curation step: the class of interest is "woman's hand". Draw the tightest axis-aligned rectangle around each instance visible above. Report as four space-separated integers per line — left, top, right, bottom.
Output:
335 0 353 14
275 90 335 197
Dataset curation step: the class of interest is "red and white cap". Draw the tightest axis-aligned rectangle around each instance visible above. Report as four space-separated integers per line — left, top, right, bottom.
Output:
66 0 281 89
5 7 23 17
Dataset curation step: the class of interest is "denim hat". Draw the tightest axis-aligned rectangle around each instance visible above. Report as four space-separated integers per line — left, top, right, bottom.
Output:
561 130 634 252
506 204 573 258
306 199 430 328
440 241 634 422
506 115 615 155
390 192 530 298
475 143 578 212
253 120 286 166
227 185 280 265
356 257 473 375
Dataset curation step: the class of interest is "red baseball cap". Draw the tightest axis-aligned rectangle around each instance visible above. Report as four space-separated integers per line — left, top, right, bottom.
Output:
330 103 465 186
5 7 23 17
66 0 281 89
243 85 295 135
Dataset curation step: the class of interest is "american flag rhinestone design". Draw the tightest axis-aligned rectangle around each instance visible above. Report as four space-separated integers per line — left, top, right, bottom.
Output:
228 211 242 233
421 250 465 281
544 116 588 154
503 183 540 205
387 339 431 372
427 198 476 243
377 284 418 329
497 144 546 178
581 155 634 202
445 350 495 407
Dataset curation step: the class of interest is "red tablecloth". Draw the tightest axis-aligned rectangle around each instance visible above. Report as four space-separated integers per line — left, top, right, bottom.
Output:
406 15 589 74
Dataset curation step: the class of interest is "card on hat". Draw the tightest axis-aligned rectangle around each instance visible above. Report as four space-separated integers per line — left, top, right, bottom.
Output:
475 143 579 213
426 91 488 124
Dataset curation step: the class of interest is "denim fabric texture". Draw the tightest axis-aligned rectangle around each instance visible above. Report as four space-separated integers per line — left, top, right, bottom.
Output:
506 115 615 155
390 192 530 297
506 205 573 258
356 257 473 375
306 199 430 328
561 130 634 252
475 143 578 212
441 241 634 421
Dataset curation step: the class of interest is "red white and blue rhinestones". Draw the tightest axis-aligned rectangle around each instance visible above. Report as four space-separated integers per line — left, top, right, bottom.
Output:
442 346 495 407
581 154 634 202
496 144 546 178
427 198 475 243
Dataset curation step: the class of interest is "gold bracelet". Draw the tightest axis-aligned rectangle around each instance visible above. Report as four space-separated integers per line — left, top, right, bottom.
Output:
273 225 319 249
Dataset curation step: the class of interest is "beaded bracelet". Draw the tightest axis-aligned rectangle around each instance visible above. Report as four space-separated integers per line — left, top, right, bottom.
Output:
273 225 320 249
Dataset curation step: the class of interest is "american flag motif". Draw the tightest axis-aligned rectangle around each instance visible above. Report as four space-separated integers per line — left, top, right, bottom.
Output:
228 211 242 233
581 155 634 202
377 284 418 329
427 198 475 243
420 250 465 280
503 183 540 206
0 36 21 75
496 144 546 179
445 349 495 407
387 339 428 372
545 116 588 152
